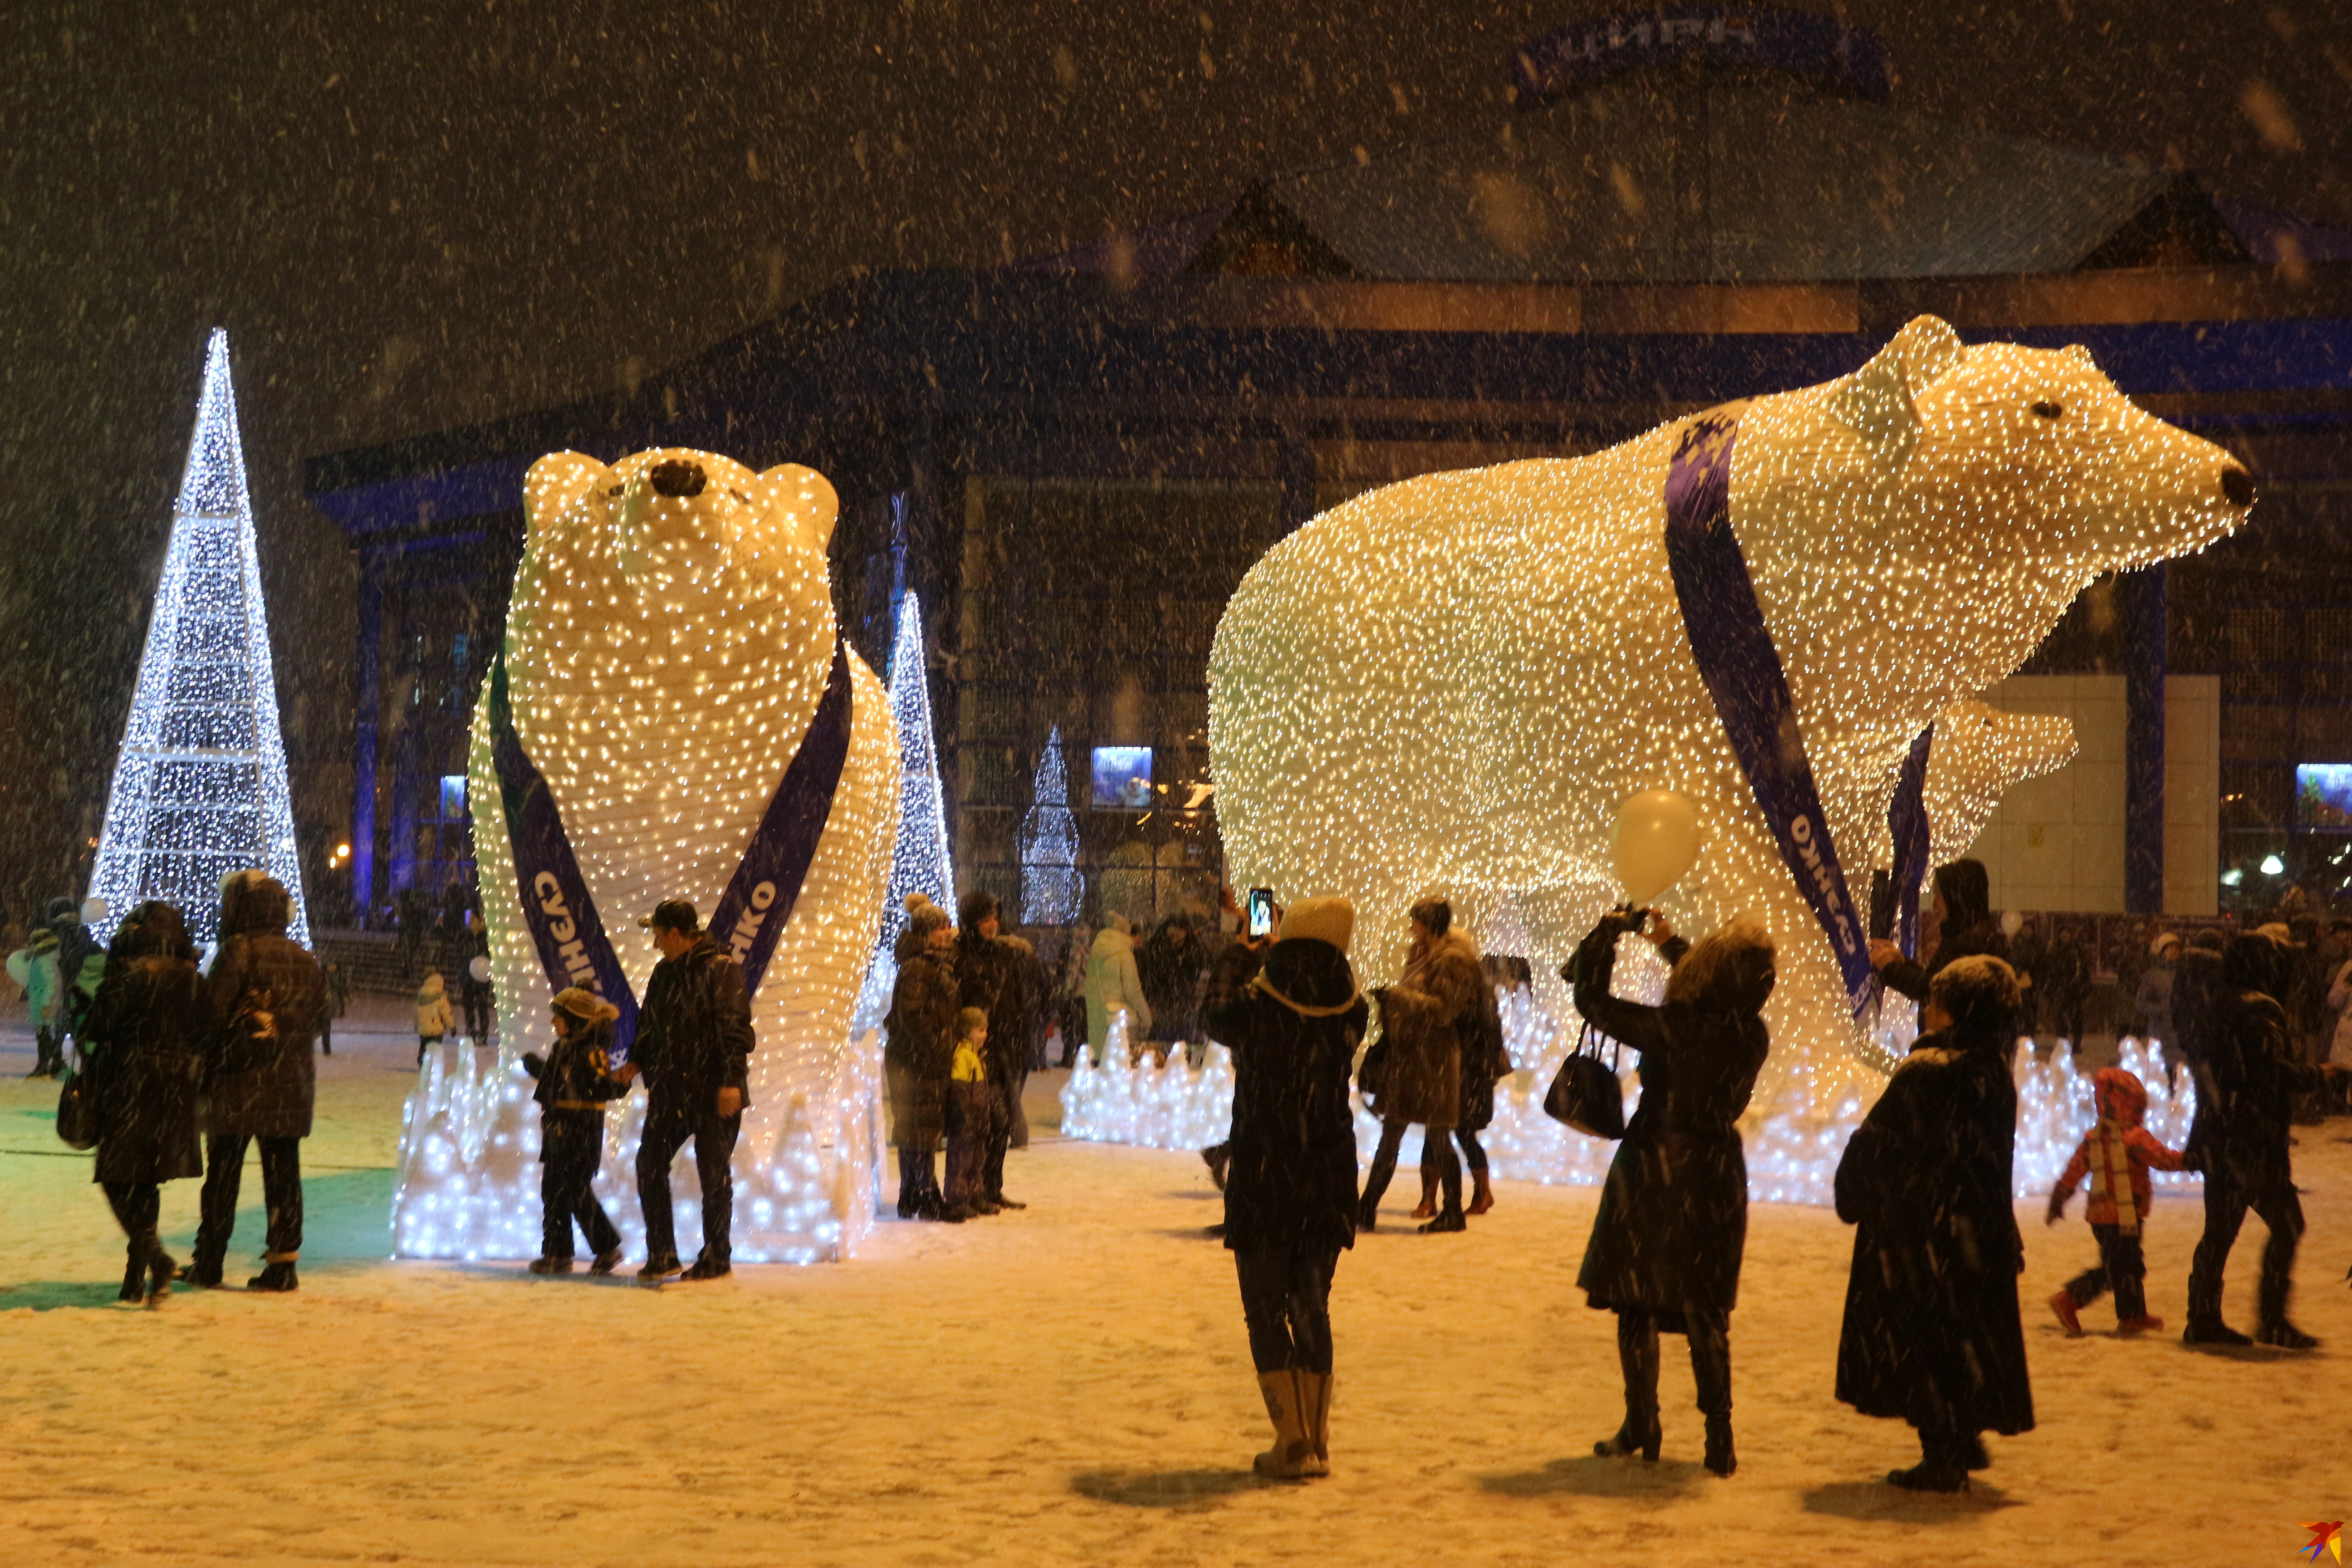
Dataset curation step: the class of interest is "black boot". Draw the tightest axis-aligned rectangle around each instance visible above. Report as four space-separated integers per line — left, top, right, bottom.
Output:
2183 1274 2251 1346
1888 1430 1970 1492
895 1148 921 1220
119 1246 148 1303
1703 1415 1735 1477
2254 1260 2319 1349
248 1260 299 1293
1596 1311 1661 1461
147 1244 176 1303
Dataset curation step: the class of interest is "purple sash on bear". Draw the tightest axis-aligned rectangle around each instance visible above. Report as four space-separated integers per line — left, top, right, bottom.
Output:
1662 405 1877 1018
485 638 856 1055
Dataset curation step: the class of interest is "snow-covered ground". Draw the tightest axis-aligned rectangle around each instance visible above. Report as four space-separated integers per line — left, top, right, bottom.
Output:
3 1004 2348 1567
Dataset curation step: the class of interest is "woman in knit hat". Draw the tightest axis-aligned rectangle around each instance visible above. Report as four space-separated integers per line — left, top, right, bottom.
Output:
1198 894 1365 1481
884 894 960 1220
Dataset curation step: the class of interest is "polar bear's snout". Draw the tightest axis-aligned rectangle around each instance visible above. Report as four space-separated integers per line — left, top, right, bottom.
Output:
648 459 707 498
2220 465 2254 509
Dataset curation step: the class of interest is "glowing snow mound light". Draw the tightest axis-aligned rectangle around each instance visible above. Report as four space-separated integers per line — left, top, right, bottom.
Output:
1060 980 2199 1209
1020 725 1083 925
88 329 310 948
390 1029 892 1263
392 446 901 1264
874 592 956 959
1208 315 2250 1115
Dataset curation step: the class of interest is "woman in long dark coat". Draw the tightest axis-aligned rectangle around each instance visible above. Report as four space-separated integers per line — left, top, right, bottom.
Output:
1570 908 1774 1478
883 895 960 1221
1199 895 1365 1482
84 901 206 1302
1834 954 2034 1492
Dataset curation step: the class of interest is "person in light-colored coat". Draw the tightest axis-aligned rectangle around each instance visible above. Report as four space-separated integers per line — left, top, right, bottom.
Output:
1084 913 1152 1058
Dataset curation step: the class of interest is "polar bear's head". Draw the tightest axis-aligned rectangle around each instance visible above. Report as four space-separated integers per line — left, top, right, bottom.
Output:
501 446 844 839
1738 315 2251 735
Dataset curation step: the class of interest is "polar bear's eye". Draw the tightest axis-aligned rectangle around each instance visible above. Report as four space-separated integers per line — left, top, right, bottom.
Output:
2031 401 2063 420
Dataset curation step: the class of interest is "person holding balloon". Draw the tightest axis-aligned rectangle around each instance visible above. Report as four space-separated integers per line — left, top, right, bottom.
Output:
1567 902 1775 1478
1562 788 1772 1477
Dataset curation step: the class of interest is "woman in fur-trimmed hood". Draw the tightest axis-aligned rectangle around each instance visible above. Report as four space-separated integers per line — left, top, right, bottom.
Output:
1834 954 2034 1494
1569 906 1774 1479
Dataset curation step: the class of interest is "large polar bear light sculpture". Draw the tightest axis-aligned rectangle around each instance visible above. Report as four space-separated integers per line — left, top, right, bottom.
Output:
1208 316 2250 1111
391 447 900 1263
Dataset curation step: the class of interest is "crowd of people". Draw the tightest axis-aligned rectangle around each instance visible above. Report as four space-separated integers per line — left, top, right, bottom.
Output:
1207 861 2346 1490
33 846 2352 1493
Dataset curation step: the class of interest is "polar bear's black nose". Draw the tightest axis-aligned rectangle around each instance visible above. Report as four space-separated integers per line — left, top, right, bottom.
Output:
649 460 706 499
2219 466 2254 508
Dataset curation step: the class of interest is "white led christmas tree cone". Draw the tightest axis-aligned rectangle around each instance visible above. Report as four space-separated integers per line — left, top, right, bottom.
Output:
877 592 956 955
88 329 309 948
1020 725 1081 925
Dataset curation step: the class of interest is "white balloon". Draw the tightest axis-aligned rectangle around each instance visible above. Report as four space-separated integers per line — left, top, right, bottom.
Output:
2000 909 2025 938
1612 789 1702 907
467 955 492 985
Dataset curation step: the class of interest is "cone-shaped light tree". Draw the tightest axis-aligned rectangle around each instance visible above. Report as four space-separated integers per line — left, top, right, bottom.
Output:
876 592 955 955
87 329 309 947
1020 725 1082 924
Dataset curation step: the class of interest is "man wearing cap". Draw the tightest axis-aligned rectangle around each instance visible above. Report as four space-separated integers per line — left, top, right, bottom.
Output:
629 898 756 1282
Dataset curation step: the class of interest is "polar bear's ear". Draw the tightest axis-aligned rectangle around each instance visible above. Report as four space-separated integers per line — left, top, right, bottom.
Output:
1830 315 1967 465
524 452 610 541
761 463 840 552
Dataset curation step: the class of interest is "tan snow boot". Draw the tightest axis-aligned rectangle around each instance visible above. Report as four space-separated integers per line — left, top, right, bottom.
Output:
1297 1371 1333 1468
1253 1371 1326 1480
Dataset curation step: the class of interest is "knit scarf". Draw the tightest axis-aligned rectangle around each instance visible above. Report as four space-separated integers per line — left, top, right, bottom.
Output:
2088 1118 2140 1234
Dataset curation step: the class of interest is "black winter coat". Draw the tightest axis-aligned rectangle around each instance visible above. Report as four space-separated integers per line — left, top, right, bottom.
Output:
85 955 205 1186
1879 918 2010 1007
2189 985 2325 1185
884 929 959 1146
1834 1027 2034 1437
1200 937 1366 1256
524 1020 631 1111
203 932 328 1140
1572 924 1769 1319
633 936 755 1112
956 930 1031 1087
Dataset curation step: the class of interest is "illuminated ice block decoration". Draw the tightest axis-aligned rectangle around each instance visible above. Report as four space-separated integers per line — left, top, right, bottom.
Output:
87 329 309 948
1208 314 2251 1109
392 446 901 1263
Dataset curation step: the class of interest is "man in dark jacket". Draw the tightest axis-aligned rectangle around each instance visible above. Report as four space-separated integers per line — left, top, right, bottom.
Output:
1834 955 2034 1493
189 872 328 1292
627 899 755 1282
1869 858 2009 1007
1198 894 1365 1482
956 890 1032 1210
2182 931 2343 1348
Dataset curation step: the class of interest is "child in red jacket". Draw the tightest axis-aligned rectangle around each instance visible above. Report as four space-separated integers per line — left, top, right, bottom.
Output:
2046 1067 2189 1335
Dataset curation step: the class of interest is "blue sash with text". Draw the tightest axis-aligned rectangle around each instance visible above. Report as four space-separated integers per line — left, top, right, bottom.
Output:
1663 406 1876 1018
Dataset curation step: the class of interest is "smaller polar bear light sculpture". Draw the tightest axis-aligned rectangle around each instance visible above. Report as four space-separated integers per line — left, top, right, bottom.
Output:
1209 315 2251 1114
391 448 900 1264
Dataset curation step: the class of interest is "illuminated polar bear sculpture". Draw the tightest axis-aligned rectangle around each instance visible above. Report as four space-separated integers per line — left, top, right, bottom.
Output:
391 448 900 1264
1208 316 2249 1110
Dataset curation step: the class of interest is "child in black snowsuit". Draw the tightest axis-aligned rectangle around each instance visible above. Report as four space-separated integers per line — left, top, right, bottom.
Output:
521 987 630 1274
943 1007 994 1220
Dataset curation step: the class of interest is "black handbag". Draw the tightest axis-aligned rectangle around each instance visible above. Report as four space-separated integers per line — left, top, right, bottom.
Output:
56 1061 99 1151
1542 1021 1625 1139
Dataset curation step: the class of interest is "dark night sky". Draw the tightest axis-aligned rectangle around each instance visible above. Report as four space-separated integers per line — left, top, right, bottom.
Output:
0 0 2346 903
